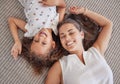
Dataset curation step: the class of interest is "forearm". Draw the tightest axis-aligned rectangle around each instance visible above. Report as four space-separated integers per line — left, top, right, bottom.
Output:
84 8 112 27
57 0 66 8
84 8 113 54
8 17 21 43
57 7 66 22
41 0 66 8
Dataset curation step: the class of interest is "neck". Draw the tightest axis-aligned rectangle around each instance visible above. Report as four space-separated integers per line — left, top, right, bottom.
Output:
71 47 85 64
71 46 84 56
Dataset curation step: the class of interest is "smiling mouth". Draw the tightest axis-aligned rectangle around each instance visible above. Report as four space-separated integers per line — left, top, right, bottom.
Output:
39 31 47 37
66 41 75 47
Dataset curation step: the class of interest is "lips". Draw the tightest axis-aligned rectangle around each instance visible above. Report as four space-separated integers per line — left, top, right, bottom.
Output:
39 31 47 37
66 41 74 48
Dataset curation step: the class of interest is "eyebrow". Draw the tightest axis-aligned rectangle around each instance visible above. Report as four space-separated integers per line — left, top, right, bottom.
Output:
68 29 73 32
60 29 73 35
34 39 39 42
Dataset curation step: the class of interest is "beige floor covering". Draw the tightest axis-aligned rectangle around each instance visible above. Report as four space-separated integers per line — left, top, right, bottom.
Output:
0 0 120 84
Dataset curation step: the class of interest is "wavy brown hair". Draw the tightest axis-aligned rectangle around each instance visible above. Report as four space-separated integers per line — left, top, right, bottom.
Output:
57 14 101 51
21 14 101 75
21 31 64 75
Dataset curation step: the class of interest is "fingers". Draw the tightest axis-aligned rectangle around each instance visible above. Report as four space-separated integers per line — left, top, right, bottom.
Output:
39 0 49 5
69 6 78 14
18 47 22 54
38 0 55 6
69 6 84 14
42 1 48 5
18 49 22 55
11 49 18 60
70 6 77 10
70 6 78 11
11 47 21 60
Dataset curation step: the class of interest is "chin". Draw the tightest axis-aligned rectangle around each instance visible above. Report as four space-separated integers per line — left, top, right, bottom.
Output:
67 49 75 53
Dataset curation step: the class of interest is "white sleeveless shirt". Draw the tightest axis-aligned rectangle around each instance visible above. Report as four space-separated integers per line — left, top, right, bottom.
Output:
18 0 59 37
59 47 113 84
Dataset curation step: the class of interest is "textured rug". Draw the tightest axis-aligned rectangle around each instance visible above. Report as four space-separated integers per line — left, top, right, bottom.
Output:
0 0 120 84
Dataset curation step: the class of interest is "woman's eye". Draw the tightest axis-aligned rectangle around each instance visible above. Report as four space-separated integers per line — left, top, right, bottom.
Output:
69 32 74 35
60 35 65 39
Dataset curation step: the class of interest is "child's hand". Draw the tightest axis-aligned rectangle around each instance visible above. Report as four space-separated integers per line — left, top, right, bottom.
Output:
11 41 22 60
69 6 85 15
39 0 59 6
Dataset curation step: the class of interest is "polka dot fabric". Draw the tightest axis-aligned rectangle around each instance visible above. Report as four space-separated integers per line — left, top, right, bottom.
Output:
19 0 59 37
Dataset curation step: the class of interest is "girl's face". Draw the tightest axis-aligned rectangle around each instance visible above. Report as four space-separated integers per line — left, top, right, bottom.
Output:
59 23 84 53
31 28 55 57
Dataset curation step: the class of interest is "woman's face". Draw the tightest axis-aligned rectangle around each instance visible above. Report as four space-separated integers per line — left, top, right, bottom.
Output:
31 28 55 57
59 23 84 53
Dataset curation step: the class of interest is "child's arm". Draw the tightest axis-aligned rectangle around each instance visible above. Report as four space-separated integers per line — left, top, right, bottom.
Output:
45 61 62 84
70 6 113 55
57 7 66 23
8 17 27 59
40 0 66 7
39 0 66 22
57 0 66 22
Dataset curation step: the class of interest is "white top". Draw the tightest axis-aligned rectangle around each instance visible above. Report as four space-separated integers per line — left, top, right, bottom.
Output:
59 47 113 84
18 0 59 37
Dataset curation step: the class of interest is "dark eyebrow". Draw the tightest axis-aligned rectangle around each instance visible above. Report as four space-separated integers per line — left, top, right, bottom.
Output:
68 29 73 32
34 39 39 42
60 29 73 35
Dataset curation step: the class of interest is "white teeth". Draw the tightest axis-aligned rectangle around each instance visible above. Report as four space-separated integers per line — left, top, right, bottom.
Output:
66 42 73 46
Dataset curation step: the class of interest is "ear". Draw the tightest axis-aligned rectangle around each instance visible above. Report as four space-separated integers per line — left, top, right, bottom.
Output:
52 41 56 49
80 31 84 39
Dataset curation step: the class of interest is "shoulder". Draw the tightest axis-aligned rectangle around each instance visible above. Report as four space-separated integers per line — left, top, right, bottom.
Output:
60 54 75 60
59 54 75 64
87 47 102 55
47 61 62 78
87 47 105 60
48 61 61 74
45 61 62 84
59 54 78 70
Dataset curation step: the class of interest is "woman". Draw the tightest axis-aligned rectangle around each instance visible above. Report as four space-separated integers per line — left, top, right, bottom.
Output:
45 6 113 84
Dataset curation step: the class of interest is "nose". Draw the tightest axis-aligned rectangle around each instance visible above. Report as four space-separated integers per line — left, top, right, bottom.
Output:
65 35 71 42
34 33 45 42
39 36 45 41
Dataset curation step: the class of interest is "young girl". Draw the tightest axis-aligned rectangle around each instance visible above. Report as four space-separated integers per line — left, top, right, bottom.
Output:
8 0 66 60
45 6 113 84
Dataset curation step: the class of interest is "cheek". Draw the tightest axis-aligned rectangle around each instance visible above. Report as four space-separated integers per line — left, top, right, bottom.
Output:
60 38 63 44
30 43 35 51
46 37 51 42
60 39 66 47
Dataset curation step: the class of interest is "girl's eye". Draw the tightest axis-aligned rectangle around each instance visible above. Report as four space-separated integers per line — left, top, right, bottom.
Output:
42 42 47 45
34 39 39 42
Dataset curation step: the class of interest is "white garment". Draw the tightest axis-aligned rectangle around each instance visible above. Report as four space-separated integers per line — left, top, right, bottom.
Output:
18 0 59 37
59 47 113 84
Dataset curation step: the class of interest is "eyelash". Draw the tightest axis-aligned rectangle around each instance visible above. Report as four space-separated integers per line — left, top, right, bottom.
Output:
60 35 65 39
69 32 74 35
34 39 39 42
60 32 74 39
34 40 47 45
42 42 47 45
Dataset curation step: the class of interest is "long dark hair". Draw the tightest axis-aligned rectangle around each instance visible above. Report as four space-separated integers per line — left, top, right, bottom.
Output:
58 14 101 51
21 31 64 75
